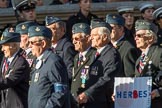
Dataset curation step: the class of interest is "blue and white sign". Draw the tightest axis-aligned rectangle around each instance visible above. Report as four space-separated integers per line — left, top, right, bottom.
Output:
114 77 152 108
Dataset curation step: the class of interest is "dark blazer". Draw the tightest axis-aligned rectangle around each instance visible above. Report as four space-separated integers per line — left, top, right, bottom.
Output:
66 10 98 39
71 47 96 100
116 37 140 77
0 48 30 108
78 44 122 108
28 49 70 108
53 36 77 81
135 44 162 108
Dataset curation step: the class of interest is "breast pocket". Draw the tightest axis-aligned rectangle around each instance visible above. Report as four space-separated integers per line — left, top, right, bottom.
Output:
90 66 98 76
56 50 63 58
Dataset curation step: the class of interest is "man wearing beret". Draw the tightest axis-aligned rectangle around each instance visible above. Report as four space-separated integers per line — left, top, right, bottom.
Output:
0 31 30 108
106 14 139 77
153 7 162 45
138 2 155 23
66 0 98 39
45 16 77 84
16 21 38 68
28 25 70 108
12 0 37 22
70 23 96 108
134 20 162 108
75 19 122 108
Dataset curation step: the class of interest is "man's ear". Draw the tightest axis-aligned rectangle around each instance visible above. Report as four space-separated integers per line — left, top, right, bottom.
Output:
42 40 46 48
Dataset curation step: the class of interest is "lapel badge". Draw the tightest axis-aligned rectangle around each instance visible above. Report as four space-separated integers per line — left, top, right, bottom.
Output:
35 27 40 32
34 72 40 82
83 57 86 61
35 60 43 69
144 56 149 63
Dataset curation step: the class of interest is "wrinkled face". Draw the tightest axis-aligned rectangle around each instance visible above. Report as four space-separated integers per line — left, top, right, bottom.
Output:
79 0 91 12
0 0 9 8
142 8 154 21
135 30 150 50
28 37 44 57
46 23 62 43
1 43 17 58
20 9 36 21
91 28 104 49
122 13 134 26
20 34 29 49
110 24 122 41
72 33 88 52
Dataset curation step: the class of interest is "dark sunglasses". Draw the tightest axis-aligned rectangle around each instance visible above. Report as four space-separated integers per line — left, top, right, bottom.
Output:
135 33 146 38
29 40 43 45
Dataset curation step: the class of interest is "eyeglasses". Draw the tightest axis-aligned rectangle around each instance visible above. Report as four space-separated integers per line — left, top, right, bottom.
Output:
28 40 43 45
135 33 146 38
72 37 85 41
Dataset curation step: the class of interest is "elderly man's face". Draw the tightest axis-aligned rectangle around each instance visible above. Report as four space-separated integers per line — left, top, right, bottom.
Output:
46 23 63 44
28 37 44 57
72 33 88 52
1 43 17 58
91 28 105 49
135 30 151 50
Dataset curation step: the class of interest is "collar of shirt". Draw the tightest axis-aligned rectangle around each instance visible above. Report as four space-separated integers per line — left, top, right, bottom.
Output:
25 48 32 55
7 51 18 65
52 43 57 49
142 47 149 56
112 35 124 46
37 52 44 61
97 45 107 54
80 47 91 58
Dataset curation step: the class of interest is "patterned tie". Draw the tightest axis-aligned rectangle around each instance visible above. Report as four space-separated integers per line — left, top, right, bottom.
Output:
2 58 9 76
138 53 145 73
78 54 83 66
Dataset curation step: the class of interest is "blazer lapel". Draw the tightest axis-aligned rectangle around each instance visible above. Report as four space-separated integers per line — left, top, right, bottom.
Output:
73 48 95 79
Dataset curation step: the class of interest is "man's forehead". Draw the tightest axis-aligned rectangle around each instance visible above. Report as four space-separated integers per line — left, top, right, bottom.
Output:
29 36 38 40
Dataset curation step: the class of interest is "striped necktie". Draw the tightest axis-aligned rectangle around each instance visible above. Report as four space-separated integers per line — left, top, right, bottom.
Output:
78 54 83 66
138 53 145 73
2 58 9 76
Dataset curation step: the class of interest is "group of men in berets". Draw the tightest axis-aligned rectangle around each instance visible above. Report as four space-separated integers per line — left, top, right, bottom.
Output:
0 0 162 108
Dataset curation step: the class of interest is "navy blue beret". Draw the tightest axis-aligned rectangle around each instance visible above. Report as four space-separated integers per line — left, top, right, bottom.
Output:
139 2 155 13
0 32 21 44
117 6 134 15
106 14 125 26
72 23 90 35
28 26 52 40
45 16 62 26
91 19 112 32
153 7 162 20
16 21 38 35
